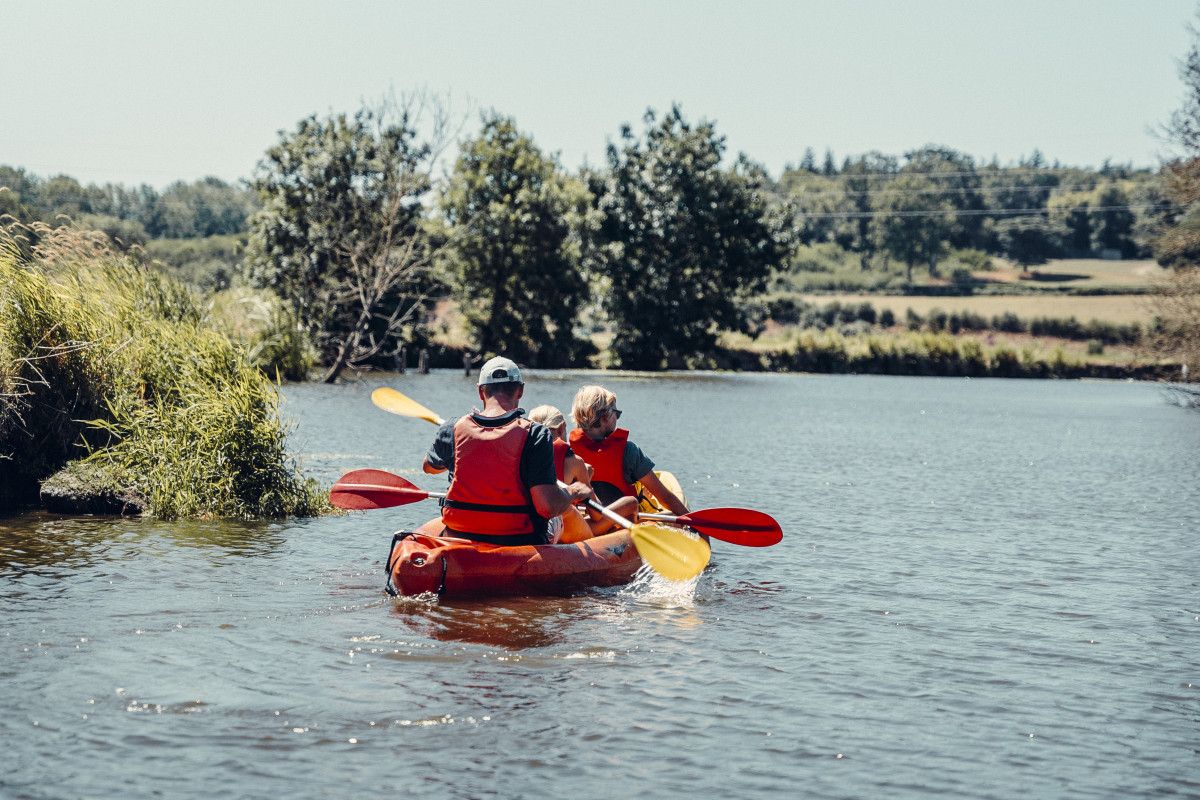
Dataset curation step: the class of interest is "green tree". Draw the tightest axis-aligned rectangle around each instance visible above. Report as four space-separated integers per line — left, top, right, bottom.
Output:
437 114 592 366
37 175 90 219
587 106 790 369
1152 14 1200 385
868 172 954 281
994 216 1065 270
902 145 985 249
1091 185 1135 256
842 152 898 257
1047 190 1093 256
246 95 451 382
159 178 258 238
981 152 1060 220
0 167 37 222
778 169 852 248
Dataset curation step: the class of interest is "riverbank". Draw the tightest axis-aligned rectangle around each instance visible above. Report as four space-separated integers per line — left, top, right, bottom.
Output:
412 258 1178 380
0 222 327 517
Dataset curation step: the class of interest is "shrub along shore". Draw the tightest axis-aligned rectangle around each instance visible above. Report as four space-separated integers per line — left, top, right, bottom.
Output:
0 222 327 517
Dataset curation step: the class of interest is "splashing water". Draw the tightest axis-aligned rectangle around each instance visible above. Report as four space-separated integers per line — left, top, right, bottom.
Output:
620 562 702 607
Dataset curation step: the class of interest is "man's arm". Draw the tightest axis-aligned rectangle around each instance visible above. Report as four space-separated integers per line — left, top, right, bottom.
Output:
423 419 456 474
524 424 591 517
531 481 592 518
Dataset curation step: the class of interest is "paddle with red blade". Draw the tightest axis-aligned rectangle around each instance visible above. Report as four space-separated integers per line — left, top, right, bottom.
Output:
330 468 710 580
638 509 783 547
330 469 444 510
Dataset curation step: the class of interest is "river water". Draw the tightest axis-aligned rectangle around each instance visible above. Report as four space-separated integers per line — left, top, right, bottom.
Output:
2 372 1198 800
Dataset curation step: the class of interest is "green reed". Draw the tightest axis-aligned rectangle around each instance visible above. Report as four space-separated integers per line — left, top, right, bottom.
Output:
777 329 1090 378
0 220 327 517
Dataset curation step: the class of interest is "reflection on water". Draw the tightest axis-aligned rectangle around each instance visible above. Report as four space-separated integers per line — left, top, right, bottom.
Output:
0 512 288 573
391 595 577 649
389 568 707 649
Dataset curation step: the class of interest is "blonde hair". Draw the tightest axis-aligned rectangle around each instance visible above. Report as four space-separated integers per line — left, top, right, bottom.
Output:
571 385 617 430
527 404 565 431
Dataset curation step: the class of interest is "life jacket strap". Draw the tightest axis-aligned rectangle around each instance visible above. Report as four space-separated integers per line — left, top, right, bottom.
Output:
441 498 535 514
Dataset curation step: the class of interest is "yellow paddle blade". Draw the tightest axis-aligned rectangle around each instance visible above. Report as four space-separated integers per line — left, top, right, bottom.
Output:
371 388 445 425
631 522 711 582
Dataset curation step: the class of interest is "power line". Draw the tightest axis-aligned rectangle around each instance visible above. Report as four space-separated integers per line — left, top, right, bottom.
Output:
779 165 1155 182
797 204 1161 221
781 181 1155 200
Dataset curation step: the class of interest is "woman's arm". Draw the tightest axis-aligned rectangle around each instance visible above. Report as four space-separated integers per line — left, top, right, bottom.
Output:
636 470 689 516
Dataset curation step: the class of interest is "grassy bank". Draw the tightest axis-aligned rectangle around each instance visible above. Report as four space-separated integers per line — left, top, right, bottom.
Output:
721 329 1162 379
799 293 1156 327
0 221 328 517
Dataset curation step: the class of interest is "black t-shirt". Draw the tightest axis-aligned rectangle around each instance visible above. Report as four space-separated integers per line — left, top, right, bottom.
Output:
425 408 556 541
425 408 556 487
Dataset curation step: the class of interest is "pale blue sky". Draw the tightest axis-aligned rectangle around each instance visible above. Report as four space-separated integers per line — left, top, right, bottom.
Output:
3 0 1196 188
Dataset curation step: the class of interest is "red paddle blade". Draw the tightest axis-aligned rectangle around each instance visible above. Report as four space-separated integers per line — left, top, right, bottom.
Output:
677 508 783 547
330 469 428 510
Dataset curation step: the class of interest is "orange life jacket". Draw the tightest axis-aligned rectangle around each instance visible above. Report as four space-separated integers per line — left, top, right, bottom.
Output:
551 437 570 482
443 415 536 536
569 427 636 503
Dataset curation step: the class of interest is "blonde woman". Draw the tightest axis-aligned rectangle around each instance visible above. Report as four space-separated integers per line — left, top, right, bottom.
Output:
569 385 688 516
527 404 635 542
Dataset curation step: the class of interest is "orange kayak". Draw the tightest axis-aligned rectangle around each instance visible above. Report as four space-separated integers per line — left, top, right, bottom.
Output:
384 517 643 598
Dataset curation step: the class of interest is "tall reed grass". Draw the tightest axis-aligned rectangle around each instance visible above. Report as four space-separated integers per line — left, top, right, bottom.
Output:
0 220 327 517
766 329 1094 378
204 287 319 382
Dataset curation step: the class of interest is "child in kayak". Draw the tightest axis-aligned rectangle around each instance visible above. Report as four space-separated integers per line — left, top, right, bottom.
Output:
569 385 689 516
527 404 636 542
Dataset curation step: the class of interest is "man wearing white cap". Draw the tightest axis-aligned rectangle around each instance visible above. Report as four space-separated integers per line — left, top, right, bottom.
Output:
422 356 592 545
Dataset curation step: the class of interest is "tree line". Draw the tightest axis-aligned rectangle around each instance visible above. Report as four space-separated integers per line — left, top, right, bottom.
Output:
780 147 1159 278
0 168 256 243
0 93 1188 380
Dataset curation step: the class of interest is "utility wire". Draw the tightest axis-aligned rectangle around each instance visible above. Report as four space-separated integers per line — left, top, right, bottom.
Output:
798 204 1162 221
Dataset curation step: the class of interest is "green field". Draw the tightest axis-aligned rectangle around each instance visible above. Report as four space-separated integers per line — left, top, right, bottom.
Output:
804 293 1156 326
803 259 1166 326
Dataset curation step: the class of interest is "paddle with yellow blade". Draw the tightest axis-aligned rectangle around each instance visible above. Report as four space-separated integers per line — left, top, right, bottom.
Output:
330 468 710 581
562 482 710 582
371 387 445 425
372 386 782 549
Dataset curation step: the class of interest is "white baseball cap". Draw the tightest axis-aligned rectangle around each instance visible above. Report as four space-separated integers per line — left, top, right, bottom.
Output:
477 356 523 385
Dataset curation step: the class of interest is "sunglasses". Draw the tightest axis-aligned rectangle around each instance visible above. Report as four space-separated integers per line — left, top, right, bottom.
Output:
588 408 621 427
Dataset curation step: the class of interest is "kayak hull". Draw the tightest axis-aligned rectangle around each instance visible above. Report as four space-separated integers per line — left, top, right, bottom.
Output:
386 518 644 598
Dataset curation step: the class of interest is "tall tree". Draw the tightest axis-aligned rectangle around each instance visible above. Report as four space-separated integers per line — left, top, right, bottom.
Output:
587 106 790 369
437 114 592 366
1047 190 1093 256
868 172 954 281
981 152 1060 219
1152 13 1200 383
1091 185 1136 256
902 145 984 249
246 94 453 382
158 178 258 238
842 152 898 257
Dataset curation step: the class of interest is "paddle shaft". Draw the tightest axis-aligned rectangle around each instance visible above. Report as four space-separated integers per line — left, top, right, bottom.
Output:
639 511 772 531
557 480 632 531
335 483 444 499
638 509 782 546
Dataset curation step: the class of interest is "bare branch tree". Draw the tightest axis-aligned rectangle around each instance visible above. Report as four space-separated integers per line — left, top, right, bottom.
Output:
247 90 470 383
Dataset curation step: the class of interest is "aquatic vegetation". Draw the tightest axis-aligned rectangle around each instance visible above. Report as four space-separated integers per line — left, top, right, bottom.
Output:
0 220 327 517
772 327 1089 378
